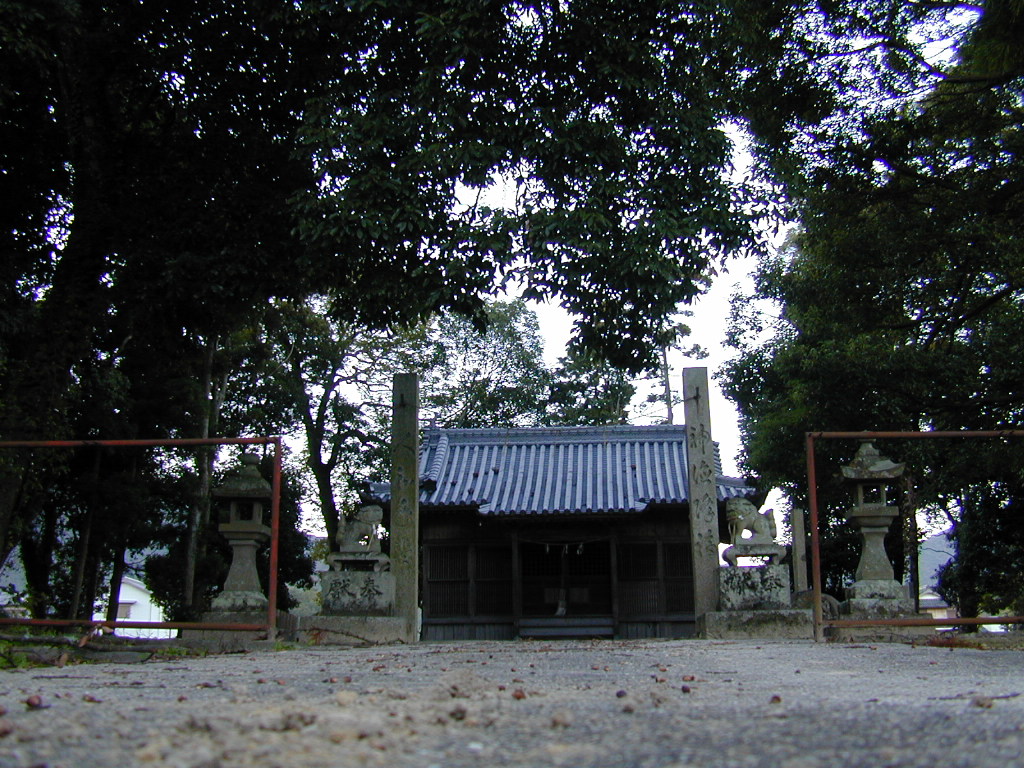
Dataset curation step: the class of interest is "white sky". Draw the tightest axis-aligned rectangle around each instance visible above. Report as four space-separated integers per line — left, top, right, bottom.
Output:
527 254 759 478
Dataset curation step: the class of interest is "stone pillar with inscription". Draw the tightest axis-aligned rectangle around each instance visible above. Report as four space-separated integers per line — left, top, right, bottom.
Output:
683 367 720 622
390 372 420 641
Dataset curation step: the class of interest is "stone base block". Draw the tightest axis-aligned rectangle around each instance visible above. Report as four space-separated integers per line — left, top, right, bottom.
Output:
722 543 787 567
841 594 916 618
182 611 297 652
211 590 268 612
297 615 417 645
718 564 792 611
698 609 813 639
320 570 395 616
841 580 914 618
826 616 936 643
845 579 908 601
835 582 928 641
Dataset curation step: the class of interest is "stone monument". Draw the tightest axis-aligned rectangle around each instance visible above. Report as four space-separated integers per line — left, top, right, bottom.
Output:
184 451 296 651
699 499 813 638
320 505 395 616
722 497 787 567
683 368 722 622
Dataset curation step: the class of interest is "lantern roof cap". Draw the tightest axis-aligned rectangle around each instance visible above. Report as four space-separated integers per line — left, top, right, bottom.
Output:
213 453 271 499
841 440 904 481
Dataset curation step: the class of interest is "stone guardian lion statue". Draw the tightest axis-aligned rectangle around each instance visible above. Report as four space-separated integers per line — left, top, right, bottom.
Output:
337 504 384 554
725 497 776 546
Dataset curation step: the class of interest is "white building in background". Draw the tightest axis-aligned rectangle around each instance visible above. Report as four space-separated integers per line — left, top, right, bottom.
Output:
92 576 175 639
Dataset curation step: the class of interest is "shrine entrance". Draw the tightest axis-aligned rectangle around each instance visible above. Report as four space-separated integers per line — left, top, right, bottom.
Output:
517 539 613 637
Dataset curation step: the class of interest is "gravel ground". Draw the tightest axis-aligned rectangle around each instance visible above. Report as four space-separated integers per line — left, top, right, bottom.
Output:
1 638 1023 767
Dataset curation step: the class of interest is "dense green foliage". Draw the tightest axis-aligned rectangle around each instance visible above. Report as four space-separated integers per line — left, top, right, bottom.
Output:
3 0 819 617
544 348 635 427
422 299 549 428
722 1 1024 606
1 0 813 579
13 1 1011 618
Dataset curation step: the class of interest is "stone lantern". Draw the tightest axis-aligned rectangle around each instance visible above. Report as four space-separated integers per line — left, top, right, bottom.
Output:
211 452 271 612
840 440 913 615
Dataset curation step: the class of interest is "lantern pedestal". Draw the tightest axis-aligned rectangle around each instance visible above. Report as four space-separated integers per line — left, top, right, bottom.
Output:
212 521 271 611
841 504 914 616
847 503 899 582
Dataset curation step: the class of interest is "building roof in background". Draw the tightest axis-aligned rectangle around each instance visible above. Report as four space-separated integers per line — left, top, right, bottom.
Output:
370 424 753 516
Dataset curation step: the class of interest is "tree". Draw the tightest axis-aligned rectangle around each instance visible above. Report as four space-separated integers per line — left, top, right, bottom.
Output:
722 1 1024 602
0 0 322 564
422 299 550 428
245 299 431 543
1 0 813 448
5 1 928 607
290 1 802 370
544 348 635 426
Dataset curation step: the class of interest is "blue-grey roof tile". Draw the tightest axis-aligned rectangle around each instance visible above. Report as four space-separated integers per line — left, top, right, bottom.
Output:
371 424 754 516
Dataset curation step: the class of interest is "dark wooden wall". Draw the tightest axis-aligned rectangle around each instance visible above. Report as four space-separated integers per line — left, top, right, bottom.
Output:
420 509 695 640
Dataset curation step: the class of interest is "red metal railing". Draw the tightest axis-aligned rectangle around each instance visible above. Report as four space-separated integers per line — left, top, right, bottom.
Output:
0 437 282 636
806 430 1024 641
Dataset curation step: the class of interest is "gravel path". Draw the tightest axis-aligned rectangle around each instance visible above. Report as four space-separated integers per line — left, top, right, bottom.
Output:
1 638 1022 767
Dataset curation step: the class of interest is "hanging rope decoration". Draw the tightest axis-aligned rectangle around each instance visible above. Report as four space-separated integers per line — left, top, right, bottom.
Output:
526 537 604 554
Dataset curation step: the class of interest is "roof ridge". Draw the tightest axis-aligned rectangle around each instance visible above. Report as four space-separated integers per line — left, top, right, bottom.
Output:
423 424 691 444
425 423 687 432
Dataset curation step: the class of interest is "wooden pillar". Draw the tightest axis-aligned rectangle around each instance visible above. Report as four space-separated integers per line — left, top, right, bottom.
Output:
511 533 522 636
390 373 420 641
683 367 720 621
609 529 620 636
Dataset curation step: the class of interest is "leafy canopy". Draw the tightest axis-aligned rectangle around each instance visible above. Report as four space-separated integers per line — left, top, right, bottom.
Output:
721 1 1024 600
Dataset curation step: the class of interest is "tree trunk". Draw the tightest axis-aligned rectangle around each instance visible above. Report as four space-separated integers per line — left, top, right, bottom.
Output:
82 543 103 621
311 460 341 547
0 460 35 579
20 498 59 619
902 473 921 613
660 345 674 425
105 544 127 624
184 337 227 613
69 449 103 619
68 507 94 620
184 339 216 612
0 9 118 564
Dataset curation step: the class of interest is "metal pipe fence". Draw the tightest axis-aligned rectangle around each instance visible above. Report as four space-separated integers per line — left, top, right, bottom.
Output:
806 430 1024 641
0 436 282 636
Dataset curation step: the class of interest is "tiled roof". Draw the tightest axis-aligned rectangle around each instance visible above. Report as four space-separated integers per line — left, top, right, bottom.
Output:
371 424 753 516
